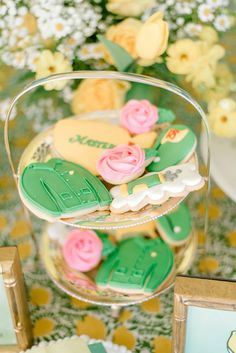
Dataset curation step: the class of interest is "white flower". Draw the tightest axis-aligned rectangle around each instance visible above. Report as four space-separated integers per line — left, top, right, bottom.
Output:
198 4 214 22
206 0 224 7
184 23 202 37
214 14 231 31
176 17 185 26
51 18 71 39
0 98 17 121
77 43 104 60
175 2 193 15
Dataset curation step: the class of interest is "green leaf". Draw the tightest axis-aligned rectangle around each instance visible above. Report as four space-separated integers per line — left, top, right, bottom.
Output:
97 35 134 72
126 82 158 104
158 107 176 124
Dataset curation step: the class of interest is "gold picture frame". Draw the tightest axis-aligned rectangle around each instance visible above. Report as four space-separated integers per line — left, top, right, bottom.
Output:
173 275 236 353
0 247 32 352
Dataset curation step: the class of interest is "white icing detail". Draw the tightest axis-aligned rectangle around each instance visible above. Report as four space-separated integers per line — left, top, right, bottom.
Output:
174 226 181 233
154 156 161 162
110 162 205 213
151 251 157 257
47 222 69 245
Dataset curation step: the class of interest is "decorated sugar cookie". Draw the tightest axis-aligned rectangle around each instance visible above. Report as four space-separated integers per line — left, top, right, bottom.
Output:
53 118 157 175
156 203 192 246
19 158 112 222
147 124 197 172
120 99 158 134
95 236 174 294
110 162 205 213
62 229 103 272
96 144 157 185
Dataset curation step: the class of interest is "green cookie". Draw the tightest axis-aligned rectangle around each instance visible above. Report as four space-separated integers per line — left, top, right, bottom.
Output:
19 158 112 221
147 124 197 172
156 202 192 246
96 236 174 293
89 343 108 353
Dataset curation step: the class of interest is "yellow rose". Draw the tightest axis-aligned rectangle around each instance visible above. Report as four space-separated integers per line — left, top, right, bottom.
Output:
106 18 142 59
106 0 155 17
34 50 72 90
136 12 169 64
208 98 236 138
198 26 218 44
166 39 202 75
72 79 131 114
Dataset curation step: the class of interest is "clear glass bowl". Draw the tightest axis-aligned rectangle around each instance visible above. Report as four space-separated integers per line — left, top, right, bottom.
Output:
4 71 210 230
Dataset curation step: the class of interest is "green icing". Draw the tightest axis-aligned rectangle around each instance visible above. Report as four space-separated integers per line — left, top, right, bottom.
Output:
156 202 192 244
157 108 176 124
96 231 117 257
147 124 196 172
69 134 115 149
19 158 112 218
95 236 174 293
127 173 161 195
89 343 108 353
144 148 158 161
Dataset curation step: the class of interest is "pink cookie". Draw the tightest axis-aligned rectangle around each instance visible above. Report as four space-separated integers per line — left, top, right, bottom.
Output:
97 144 145 185
62 230 102 272
120 99 158 134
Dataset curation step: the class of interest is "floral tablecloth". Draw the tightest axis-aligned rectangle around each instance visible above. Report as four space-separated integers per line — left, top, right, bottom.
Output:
1 118 236 353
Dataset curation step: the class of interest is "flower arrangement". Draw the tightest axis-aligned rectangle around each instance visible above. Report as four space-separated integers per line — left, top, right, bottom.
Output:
0 0 235 137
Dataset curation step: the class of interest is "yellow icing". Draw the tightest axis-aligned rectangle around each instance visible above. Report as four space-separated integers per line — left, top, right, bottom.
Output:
132 131 157 148
133 183 148 193
120 184 128 196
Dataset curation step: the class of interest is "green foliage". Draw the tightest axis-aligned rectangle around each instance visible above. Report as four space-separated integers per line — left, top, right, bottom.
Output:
97 35 134 72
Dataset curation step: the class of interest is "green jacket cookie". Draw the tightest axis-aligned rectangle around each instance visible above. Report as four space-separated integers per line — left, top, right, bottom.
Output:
96 236 174 293
147 124 197 172
19 158 112 219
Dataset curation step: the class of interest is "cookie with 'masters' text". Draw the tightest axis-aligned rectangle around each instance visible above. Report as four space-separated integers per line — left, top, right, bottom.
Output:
53 118 157 175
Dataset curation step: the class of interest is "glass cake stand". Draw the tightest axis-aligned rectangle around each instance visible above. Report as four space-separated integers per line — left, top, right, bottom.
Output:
4 71 210 306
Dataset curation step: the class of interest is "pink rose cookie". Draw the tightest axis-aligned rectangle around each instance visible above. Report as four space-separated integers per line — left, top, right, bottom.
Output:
97 144 148 185
120 99 158 134
62 229 102 272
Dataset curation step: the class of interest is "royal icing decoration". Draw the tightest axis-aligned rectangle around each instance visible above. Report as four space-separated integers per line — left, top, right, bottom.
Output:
155 202 192 246
147 124 197 172
19 158 112 221
96 144 146 185
110 162 205 213
120 99 158 134
53 119 157 175
95 236 174 294
62 229 102 272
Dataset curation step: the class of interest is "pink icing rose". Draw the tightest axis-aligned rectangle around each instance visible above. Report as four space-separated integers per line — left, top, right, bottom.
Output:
62 230 102 272
97 144 145 184
120 99 158 134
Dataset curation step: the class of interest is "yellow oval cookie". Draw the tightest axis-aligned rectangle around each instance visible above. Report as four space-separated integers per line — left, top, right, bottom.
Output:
53 118 157 175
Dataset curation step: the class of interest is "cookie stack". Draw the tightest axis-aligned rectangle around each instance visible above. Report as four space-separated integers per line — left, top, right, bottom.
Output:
17 98 204 299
